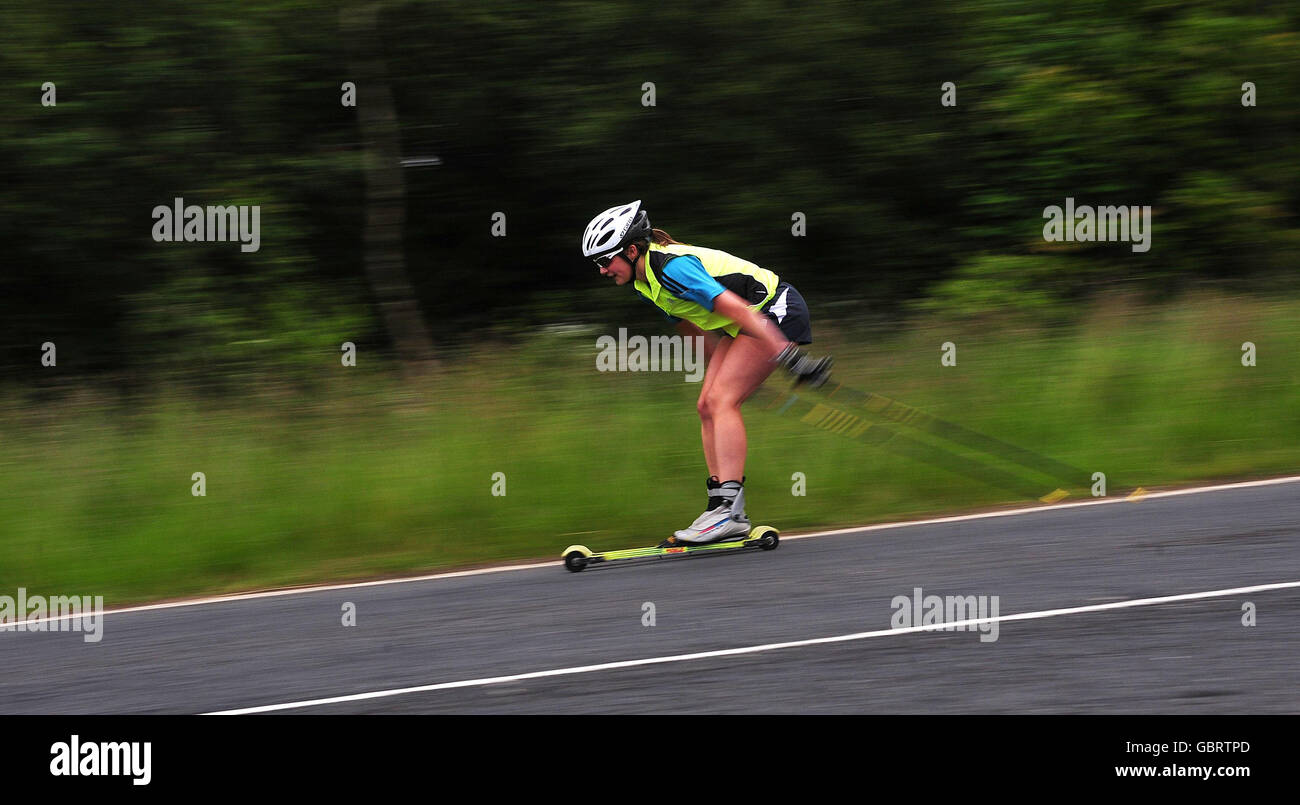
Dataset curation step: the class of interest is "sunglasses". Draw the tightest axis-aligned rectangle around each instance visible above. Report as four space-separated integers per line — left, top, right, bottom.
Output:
594 249 625 269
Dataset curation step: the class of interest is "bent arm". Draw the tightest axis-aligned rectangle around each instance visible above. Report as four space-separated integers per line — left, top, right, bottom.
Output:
711 290 790 358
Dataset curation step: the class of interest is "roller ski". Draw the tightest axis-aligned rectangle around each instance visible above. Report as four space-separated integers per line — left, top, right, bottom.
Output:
562 524 779 572
562 477 778 572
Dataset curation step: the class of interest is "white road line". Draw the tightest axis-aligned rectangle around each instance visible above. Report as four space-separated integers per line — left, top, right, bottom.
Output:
779 473 1300 542
0 560 559 629
205 578 1300 714
14 473 1300 628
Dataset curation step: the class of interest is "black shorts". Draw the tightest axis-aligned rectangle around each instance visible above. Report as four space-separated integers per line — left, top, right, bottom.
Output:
759 282 813 345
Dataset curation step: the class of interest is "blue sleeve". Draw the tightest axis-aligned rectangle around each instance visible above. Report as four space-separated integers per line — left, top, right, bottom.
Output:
660 255 726 311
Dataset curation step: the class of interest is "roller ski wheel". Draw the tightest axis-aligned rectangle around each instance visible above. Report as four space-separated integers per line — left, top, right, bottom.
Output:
750 524 780 550
562 545 593 573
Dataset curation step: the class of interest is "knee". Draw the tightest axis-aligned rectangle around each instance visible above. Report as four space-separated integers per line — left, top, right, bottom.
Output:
699 391 739 421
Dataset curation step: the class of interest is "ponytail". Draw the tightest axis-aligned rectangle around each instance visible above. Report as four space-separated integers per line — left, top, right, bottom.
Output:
650 228 680 245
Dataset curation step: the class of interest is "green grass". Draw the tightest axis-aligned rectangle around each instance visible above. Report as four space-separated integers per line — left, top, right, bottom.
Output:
3 291 1298 604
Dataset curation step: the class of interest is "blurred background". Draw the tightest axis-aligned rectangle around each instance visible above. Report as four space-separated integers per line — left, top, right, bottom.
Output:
1 1 1297 602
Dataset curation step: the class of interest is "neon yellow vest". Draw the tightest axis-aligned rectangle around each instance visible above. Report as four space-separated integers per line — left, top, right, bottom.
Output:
635 242 780 337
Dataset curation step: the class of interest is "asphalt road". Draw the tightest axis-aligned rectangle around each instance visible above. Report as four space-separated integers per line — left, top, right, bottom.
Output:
3 478 1297 714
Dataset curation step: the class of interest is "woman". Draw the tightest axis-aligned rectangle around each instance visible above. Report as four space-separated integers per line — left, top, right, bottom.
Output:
582 200 832 546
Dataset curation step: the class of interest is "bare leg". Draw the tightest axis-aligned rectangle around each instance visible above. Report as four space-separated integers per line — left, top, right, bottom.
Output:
695 335 732 477
700 332 779 481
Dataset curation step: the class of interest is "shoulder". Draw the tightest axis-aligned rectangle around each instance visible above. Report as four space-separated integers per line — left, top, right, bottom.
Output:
649 244 698 272
658 253 718 287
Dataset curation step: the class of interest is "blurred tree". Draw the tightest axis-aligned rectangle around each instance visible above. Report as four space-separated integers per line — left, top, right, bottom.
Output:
342 1 437 373
2 0 1297 384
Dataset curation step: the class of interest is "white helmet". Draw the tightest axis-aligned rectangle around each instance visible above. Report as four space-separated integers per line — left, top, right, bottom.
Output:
581 200 652 261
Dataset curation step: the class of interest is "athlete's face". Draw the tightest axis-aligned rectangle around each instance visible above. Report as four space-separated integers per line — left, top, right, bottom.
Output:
597 246 637 285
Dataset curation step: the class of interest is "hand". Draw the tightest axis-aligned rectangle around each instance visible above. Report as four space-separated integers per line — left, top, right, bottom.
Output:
775 344 834 388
